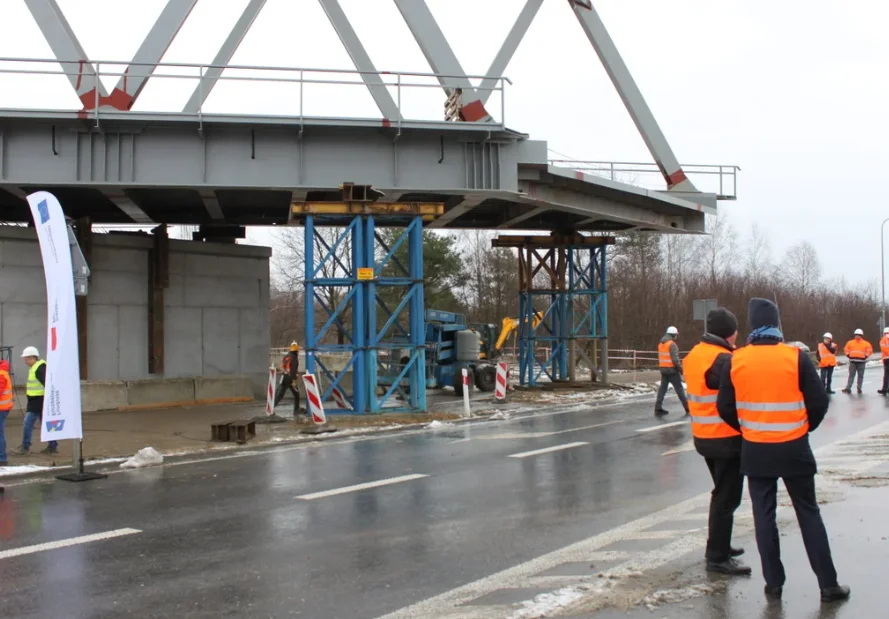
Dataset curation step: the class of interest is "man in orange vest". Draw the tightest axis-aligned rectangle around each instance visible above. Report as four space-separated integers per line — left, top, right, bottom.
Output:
685 307 750 575
0 358 12 466
816 333 838 394
879 327 889 395
654 326 689 417
841 328 872 394
274 341 301 414
717 298 848 603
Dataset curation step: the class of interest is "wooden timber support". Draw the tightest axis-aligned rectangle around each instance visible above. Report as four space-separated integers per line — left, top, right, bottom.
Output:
148 224 169 374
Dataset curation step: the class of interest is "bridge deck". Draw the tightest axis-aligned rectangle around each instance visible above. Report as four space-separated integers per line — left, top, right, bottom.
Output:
0 111 715 232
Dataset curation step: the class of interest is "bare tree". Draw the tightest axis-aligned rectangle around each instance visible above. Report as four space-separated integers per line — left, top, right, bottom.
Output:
782 241 821 294
744 223 773 281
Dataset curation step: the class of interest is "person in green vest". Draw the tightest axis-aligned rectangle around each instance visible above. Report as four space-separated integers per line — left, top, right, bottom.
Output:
13 346 58 455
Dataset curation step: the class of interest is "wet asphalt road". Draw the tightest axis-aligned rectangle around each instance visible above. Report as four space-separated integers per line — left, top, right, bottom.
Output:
2 372 889 619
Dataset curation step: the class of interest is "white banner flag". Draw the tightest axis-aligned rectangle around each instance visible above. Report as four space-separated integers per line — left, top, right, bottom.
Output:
26 191 84 442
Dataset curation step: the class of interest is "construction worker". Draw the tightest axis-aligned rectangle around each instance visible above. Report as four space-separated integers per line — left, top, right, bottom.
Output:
654 326 689 417
684 307 750 575
879 327 889 395
0 358 12 466
274 342 301 414
816 333 838 394
14 347 58 455
841 329 872 394
717 298 849 603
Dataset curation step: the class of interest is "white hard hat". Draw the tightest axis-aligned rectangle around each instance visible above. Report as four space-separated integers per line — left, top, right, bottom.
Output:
823 332 832 339
854 328 864 336
666 326 678 335
21 346 39 358
883 327 889 334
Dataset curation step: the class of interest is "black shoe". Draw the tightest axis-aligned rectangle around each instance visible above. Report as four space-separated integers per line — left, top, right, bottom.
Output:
655 409 669 417
826 389 835 394
729 546 744 557
857 389 863 394
841 388 852 394
764 585 783 600
878 390 887 395
706 558 752 576
821 585 850 603
40 446 59 455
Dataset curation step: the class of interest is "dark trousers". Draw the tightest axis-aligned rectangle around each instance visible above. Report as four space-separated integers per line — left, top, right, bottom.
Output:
882 359 889 392
747 475 838 589
820 366 834 391
704 456 744 562
654 372 688 412
274 374 300 412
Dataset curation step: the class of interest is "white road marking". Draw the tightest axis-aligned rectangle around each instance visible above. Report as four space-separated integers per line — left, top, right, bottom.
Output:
377 420 889 619
0 528 142 561
295 474 428 500
508 442 589 459
662 439 696 455
536 419 627 437
448 437 472 444
636 420 688 433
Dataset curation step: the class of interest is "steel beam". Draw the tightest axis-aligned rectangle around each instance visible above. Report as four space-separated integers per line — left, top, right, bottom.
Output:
183 0 267 115
392 0 491 122
568 0 696 191
23 0 109 105
199 190 225 221
477 0 544 105
495 206 547 230
318 0 403 122
100 190 155 224
425 194 485 229
113 0 199 110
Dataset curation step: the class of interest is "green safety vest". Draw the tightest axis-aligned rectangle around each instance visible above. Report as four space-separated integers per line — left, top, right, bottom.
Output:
26 360 46 397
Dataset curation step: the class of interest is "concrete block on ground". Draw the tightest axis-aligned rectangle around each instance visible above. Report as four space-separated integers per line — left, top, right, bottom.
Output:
194 375 254 403
126 377 196 408
81 381 129 412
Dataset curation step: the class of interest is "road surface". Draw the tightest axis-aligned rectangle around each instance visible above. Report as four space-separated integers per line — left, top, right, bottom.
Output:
1 371 888 619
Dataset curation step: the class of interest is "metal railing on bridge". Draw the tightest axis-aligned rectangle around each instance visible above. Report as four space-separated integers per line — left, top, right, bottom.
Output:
0 57 510 129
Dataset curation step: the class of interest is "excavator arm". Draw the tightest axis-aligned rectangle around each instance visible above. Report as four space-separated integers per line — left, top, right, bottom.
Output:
494 312 543 353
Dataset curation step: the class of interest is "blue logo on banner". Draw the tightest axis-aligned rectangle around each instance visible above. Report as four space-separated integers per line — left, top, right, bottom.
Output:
37 200 50 224
46 419 65 432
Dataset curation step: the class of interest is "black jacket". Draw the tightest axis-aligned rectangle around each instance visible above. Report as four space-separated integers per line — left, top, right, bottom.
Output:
692 334 741 460
717 340 829 478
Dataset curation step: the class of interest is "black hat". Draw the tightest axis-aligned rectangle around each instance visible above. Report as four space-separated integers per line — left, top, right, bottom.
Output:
706 308 738 339
747 297 780 330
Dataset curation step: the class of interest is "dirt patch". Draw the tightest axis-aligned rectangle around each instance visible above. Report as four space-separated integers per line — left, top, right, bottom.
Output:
841 475 889 488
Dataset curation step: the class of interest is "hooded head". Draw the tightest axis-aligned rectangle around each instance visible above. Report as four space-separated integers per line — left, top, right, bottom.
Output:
706 307 739 343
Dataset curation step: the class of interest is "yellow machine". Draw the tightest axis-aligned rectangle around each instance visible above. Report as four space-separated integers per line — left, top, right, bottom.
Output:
476 312 544 359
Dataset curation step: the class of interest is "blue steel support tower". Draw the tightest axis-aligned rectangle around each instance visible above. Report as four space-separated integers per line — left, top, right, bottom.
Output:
493 234 614 387
297 188 440 414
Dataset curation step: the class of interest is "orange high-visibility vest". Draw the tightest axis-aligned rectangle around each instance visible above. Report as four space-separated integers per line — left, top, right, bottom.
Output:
844 338 873 361
881 335 889 360
658 341 675 368
281 355 292 373
684 342 740 440
730 344 809 444
0 369 12 411
817 342 837 368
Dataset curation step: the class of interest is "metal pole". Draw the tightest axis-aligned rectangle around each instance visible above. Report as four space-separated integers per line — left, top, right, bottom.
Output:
882 217 889 332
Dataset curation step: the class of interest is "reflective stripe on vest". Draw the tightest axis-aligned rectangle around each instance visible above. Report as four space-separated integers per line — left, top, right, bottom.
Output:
731 344 809 444
657 341 674 368
684 342 740 439
817 342 836 368
845 339 871 360
0 370 12 410
26 360 46 397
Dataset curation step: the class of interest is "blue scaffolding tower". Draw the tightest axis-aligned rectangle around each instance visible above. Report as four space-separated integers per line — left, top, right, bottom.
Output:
295 188 442 414
493 234 614 386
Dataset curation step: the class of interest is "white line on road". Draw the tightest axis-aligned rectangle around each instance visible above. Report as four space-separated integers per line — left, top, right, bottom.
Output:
295 474 428 500
636 420 688 433
508 442 589 459
536 419 627 437
0 528 142 561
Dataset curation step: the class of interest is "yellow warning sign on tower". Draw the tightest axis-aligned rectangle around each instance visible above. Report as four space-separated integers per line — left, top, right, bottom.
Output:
357 268 375 281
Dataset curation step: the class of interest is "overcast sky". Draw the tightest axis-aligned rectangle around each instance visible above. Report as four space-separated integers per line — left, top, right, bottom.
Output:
1 0 887 283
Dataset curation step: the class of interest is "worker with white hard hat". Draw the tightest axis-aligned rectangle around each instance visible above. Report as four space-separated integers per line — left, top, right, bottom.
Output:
816 333 838 394
654 325 689 417
12 346 58 455
879 328 889 395
842 329 873 394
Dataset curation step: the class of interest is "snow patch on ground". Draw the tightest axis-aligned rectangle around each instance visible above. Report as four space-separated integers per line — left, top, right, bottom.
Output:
120 447 164 469
508 585 588 619
0 464 54 477
640 583 719 610
426 420 454 429
488 411 511 420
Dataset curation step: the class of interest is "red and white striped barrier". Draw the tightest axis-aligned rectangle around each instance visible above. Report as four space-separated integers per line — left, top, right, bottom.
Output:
495 362 508 401
332 386 352 411
461 368 471 418
302 373 327 424
266 367 276 416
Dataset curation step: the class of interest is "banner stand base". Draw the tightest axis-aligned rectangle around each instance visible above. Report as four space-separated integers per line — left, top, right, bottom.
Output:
56 440 107 483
